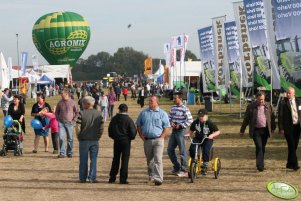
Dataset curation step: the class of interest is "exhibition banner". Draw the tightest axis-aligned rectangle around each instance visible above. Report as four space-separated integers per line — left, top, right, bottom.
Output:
233 1 254 87
198 26 216 92
224 21 241 97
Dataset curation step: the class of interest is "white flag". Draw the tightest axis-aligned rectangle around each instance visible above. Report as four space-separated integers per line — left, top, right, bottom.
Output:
233 1 253 87
212 16 228 88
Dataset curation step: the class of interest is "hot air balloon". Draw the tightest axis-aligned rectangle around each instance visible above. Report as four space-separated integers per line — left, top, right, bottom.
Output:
32 11 90 67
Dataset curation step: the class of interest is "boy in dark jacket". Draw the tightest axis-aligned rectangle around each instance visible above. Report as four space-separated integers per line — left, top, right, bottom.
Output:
108 104 137 184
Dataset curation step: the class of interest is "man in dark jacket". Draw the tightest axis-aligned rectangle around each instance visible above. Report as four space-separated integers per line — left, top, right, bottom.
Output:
240 91 276 171
278 87 301 171
76 96 104 183
108 104 137 184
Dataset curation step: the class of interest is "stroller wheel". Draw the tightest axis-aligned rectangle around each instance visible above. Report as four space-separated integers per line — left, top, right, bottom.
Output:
2 149 7 156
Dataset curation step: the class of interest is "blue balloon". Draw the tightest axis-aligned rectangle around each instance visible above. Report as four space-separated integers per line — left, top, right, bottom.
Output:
4 115 13 127
31 119 43 129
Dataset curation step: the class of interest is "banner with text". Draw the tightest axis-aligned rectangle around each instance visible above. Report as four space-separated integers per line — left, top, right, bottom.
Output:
198 26 216 92
225 21 241 97
233 1 254 88
272 0 301 96
244 0 276 91
212 16 229 90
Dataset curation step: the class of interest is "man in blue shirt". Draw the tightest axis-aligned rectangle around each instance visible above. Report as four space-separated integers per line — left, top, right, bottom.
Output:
136 95 170 186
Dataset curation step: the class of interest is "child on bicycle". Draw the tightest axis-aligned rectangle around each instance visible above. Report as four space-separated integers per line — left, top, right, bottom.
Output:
185 109 220 175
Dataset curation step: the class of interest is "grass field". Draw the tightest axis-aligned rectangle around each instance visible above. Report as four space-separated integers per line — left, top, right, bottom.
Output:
0 95 300 201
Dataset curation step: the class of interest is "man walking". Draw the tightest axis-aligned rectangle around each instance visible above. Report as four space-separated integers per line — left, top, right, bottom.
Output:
167 92 193 177
136 95 170 186
108 104 137 184
278 87 301 171
56 89 79 158
76 96 104 183
240 91 275 171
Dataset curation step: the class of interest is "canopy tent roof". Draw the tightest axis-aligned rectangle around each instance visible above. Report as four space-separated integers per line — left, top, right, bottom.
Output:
41 65 70 80
37 74 55 85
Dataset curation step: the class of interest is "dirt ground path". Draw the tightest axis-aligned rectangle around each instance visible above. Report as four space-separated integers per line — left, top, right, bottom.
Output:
0 95 300 201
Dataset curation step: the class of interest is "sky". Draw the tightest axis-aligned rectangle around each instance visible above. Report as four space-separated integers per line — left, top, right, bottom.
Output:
0 0 236 65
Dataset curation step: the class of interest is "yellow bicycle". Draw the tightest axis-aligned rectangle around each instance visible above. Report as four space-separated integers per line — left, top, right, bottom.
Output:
187 136 221 183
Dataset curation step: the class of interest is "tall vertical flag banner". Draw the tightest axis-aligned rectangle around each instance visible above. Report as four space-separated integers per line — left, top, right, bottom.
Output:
170 37 177 68
263 0 281 90
32 55 39 71
233 1 254 87
144 57 152 75
164 43 171 68
175 34 189 63
225 21 241 97
7 57 13 81
243 0 275 91
268 0 301 96
212 16 229 89
198 26 216 92
20 52 28 77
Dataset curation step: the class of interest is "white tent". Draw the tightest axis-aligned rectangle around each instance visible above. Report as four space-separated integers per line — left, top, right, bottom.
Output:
169 61 202 88
41 65 70 82
0 52 9 89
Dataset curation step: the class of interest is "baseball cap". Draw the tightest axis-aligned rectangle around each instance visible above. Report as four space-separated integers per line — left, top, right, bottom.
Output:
198 109 208 116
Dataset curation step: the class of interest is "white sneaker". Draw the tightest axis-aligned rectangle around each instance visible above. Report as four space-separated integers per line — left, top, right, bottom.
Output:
177 171 188 177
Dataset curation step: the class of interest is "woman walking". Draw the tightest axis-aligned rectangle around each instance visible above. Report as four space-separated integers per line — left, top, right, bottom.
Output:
107 87 116 119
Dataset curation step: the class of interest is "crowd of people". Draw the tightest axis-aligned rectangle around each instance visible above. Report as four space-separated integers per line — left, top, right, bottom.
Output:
0 82 300 186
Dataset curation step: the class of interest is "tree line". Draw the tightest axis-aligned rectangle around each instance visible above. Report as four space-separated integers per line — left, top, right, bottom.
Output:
72 47 199 81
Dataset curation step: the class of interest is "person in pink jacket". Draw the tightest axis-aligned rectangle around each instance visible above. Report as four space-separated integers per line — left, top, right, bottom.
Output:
40 106 59 154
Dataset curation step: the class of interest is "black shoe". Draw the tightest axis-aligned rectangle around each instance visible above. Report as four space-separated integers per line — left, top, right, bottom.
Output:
108 179 115 183
293 166 300 171
257 167 264 172
58 154 65 158
120 181 129 184
79 180 86 183
90 180 98 183
154 180 162 186
67 154 72 158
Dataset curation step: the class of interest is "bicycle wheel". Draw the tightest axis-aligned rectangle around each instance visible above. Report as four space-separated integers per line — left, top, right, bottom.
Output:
190 162 197 183
214 158 221 179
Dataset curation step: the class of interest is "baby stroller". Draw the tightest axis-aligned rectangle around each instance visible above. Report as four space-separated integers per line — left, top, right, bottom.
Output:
0 120 23 156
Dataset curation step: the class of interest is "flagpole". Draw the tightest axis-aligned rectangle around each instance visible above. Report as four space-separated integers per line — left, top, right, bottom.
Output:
16 33 20 94
239 55 243 118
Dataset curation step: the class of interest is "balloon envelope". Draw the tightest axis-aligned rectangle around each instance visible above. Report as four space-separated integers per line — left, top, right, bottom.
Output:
32 11 91 66
3 115 13 127
31 119 43 129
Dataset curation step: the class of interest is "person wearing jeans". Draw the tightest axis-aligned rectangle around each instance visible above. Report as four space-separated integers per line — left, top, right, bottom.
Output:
186 109 220 175
76 96 104 183
167 92 193 177
56 89 79 158
1 88 13 117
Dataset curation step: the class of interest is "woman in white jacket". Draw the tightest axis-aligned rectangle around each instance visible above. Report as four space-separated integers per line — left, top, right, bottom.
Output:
99 91 108 121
